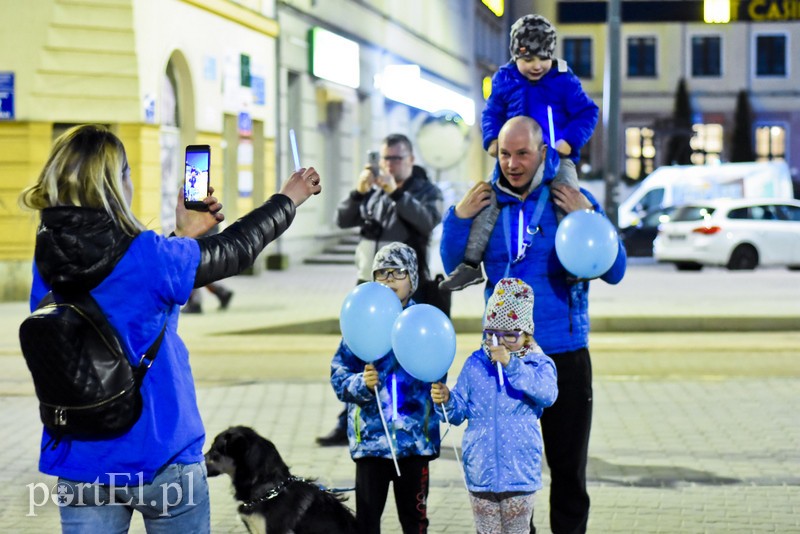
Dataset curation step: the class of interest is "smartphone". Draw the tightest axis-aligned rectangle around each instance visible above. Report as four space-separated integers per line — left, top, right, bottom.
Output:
184 145 211 211
367 150 380 177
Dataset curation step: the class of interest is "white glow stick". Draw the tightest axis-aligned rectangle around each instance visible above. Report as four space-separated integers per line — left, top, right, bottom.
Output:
289 128 301 171
492 334 504 387
392 374 398 428
375 384 401 477
547 105 556 149
440 404 468 490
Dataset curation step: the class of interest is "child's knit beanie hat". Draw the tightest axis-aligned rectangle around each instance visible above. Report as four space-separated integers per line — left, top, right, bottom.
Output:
484 278 534 335
510 14 557 61
372 242 419 294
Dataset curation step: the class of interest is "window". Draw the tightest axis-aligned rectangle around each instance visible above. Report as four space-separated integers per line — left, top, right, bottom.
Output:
755 34 786 77
625 127 655 180
689 123 723 165
637 188 665 213
627 37 656 78
563 37 592 78
476 9 506 67
776 205 800 221
755 125 786 162
691 36 721 77
673 205 715 222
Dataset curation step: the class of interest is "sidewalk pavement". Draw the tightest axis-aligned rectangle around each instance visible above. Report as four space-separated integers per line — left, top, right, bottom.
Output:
1 261 799 532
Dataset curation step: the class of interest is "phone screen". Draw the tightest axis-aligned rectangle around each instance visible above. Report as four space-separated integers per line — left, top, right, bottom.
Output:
184 145 211 210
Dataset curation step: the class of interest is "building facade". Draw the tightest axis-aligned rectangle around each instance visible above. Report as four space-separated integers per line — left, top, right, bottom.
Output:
522 0 799 191
0 0 506 300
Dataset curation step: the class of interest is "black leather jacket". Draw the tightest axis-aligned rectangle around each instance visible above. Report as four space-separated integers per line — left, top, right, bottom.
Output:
336 165 442 277
194 194 295 287
35 194 295 292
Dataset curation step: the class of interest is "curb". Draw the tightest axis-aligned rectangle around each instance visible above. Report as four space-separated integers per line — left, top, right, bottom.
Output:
221 316 800 335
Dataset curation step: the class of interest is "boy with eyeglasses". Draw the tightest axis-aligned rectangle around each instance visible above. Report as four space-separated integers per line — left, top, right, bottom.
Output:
331 242 442 534
323 133 446 448
431 277 557 534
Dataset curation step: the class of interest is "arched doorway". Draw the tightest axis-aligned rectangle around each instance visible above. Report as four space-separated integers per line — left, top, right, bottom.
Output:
160 51 195 233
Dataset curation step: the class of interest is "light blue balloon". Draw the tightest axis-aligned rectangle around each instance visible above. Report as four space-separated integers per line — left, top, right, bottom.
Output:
392 304 456 383
555 209 619 279
340 282 403 362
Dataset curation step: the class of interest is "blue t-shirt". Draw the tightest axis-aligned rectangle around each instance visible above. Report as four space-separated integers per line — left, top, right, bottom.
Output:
31 231 203 484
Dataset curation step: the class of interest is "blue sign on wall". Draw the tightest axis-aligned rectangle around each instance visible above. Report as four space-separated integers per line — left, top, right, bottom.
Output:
0 72 14 120
238 112 252 137
252 76 265 105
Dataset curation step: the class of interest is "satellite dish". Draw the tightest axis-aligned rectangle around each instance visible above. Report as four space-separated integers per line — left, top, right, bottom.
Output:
415 112 471 171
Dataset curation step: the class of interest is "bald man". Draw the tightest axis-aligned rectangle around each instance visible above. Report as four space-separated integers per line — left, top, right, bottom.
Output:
441 116 627 534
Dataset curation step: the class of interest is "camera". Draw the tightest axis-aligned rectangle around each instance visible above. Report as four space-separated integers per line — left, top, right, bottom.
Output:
360 218 383 240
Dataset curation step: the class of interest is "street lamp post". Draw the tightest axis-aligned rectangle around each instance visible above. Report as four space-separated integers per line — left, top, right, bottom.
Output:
603 0 621 225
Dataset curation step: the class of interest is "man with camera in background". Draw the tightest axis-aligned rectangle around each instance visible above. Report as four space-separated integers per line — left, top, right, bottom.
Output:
336 133 443 285
317 133 445 446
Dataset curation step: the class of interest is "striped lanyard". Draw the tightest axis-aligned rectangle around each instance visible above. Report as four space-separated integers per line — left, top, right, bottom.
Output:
503 186 551 276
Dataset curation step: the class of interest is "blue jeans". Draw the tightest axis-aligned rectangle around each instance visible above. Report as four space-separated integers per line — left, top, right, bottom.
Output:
58 462 210 534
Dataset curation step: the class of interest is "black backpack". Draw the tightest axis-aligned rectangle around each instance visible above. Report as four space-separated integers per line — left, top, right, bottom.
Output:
19 291 165 442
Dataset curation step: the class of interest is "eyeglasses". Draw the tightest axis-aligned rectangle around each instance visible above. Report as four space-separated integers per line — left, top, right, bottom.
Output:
374 268 409 281
381 154 409 163
483 329 523 344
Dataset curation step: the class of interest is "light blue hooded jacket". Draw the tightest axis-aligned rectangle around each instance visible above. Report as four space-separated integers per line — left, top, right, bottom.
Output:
436 345 557 493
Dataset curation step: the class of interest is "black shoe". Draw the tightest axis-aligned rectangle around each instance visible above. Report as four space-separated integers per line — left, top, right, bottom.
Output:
218 289 234 310
182 302 202 314
315 427 348 447
439 263 485 292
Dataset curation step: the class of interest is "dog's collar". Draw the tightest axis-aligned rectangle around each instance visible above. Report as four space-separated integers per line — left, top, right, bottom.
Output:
241 476 305 510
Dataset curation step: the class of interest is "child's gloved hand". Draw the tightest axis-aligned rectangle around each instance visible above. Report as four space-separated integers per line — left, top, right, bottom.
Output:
555 139 572 157
363 364 379 392
488 344 511 367
487 139 498 158
431 382 450 405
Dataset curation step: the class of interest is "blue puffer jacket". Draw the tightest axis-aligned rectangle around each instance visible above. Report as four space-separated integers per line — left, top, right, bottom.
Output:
482 60 599 164
441 163 627 355
436 346 557 493
330 306 442 460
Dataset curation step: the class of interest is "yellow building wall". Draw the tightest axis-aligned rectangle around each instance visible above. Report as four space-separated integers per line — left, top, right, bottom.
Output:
116 123 162 230
0 122 53 300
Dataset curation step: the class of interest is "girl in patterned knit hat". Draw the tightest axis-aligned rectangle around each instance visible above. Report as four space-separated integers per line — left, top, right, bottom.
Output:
431 277 558 534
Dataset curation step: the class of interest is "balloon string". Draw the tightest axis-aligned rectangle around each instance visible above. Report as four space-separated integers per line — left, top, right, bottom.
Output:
375 384 401 477
441 404 468 491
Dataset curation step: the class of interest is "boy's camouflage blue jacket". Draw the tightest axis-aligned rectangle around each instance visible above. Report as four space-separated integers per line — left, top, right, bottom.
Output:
330 306 443 460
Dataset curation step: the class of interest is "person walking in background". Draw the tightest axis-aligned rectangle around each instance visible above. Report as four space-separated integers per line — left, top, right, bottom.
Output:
441 116 627 534
432 277 557 534
19 124 321 533
440 13 599 292
319 133 445 447
330 243 442 534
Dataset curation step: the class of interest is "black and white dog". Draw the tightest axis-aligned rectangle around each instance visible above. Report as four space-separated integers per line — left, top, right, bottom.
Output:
205 426 357 534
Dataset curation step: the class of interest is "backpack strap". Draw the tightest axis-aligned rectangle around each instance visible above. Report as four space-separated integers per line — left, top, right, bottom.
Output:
135 319 167 375
42 289 167 376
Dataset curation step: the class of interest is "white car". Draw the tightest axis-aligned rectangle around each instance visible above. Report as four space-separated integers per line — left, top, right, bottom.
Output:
653 198 800 270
